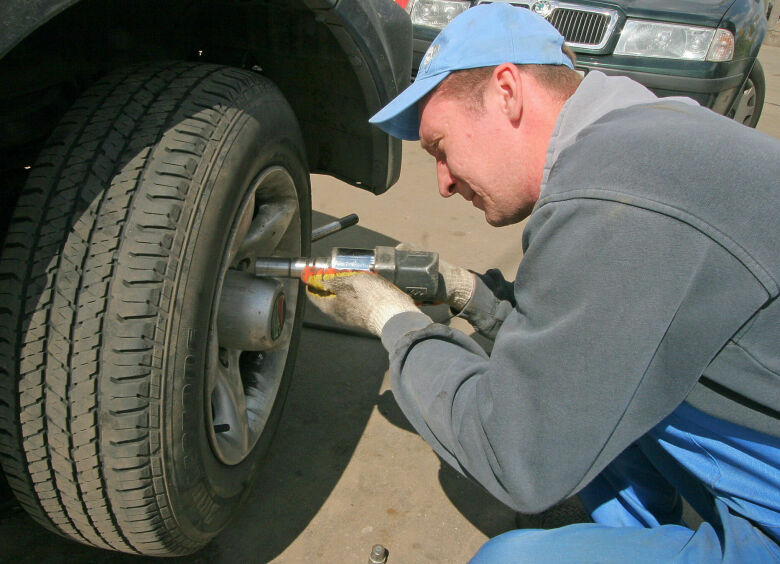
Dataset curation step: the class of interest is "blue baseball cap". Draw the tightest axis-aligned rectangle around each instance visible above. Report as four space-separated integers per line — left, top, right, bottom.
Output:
369 3 573 140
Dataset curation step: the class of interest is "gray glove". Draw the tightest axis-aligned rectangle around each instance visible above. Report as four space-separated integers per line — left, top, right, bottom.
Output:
303 268 420 336
437 256 477 311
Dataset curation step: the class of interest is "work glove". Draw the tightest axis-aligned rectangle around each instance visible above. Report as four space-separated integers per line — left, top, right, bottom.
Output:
302 268 420 336
395 243 475 312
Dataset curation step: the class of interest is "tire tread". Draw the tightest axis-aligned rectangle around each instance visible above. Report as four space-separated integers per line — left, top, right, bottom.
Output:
0 62 275 555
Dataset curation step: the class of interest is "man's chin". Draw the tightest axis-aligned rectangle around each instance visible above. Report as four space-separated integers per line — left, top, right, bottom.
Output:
485 213 510 227
472 198 501 226
484 215 498 226
484 209 529 227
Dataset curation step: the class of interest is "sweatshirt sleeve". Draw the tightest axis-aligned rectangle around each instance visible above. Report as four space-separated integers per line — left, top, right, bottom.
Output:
382 198 767 513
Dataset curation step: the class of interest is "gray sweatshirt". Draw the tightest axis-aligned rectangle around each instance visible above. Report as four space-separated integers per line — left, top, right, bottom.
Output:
381 72 780 513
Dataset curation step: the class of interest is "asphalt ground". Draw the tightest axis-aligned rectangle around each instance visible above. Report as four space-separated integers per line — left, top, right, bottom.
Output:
1 45 779 563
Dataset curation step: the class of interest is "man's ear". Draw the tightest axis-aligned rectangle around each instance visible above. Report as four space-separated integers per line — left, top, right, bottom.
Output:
492 63 523 122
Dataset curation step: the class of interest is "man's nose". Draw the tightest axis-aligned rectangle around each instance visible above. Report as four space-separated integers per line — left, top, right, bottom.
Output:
437 161 456 198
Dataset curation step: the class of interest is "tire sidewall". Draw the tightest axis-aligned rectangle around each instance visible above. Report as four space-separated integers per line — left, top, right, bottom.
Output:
163 80 310 539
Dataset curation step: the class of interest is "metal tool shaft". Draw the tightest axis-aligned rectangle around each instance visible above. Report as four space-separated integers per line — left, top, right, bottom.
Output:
253 257 332 278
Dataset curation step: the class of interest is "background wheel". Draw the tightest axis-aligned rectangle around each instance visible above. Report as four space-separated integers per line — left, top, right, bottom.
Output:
0 62 311 555
731 60 765 128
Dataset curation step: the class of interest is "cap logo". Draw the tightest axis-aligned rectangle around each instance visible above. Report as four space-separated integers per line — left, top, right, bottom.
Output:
532 0 554 18
420 43 441 74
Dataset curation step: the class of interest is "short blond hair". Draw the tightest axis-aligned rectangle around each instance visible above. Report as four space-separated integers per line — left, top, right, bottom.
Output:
437 45 581 112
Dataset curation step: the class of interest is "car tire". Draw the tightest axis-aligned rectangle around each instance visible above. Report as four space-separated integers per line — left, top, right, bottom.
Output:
0 61 311 555
732 60 765 128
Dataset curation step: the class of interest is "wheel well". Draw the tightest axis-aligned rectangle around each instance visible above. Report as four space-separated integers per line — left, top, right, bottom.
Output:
0 0 400 239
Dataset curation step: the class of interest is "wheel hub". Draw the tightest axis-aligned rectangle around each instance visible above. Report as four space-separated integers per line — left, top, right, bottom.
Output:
217 270 286 351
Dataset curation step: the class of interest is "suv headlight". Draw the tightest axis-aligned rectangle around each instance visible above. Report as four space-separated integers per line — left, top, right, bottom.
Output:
615 20 734 61
408 0 471 30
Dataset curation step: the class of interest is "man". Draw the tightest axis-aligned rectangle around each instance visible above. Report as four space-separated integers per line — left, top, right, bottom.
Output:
304 4 780 561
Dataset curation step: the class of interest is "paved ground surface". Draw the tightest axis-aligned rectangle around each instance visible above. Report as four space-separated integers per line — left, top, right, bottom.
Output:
1 45 779 564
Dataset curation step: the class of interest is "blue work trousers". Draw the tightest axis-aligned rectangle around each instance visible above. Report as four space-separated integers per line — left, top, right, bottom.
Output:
470 403 780 563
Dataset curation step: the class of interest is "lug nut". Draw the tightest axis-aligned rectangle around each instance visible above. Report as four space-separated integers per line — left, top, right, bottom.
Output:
368 544 388 564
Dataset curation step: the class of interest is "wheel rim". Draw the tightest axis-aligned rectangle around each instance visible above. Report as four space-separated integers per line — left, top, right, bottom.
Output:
733 77 757 125
207 166 301 466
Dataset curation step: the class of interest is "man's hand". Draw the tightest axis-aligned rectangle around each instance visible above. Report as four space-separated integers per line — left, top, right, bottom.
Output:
396 243 475 311
302 268 420 336
437 256 477 311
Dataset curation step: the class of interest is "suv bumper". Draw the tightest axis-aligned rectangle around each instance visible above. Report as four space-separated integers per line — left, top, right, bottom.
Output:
576 61 748 115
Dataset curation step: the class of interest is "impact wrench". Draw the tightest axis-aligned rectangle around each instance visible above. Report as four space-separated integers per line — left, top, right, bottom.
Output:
218 215 440 353
254 215 442 303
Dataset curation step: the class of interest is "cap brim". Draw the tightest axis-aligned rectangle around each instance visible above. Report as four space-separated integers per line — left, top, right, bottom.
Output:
369 71 450 141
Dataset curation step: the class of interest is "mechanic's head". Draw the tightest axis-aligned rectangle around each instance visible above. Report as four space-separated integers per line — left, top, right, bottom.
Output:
370 3 581 226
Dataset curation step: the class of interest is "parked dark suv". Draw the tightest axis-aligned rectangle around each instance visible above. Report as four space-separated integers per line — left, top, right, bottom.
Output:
397 0 772 127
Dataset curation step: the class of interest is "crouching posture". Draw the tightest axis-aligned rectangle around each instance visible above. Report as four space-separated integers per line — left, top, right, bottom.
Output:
307 4 780 562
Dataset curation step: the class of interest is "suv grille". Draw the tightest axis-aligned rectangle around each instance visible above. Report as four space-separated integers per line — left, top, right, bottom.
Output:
549 9 609 46
478 2 619 51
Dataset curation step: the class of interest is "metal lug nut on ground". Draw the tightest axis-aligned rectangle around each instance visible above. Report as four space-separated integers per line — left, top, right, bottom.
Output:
369 544 389 564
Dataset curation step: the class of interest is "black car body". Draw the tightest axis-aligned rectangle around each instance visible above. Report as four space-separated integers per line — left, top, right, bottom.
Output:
401 0 771 126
